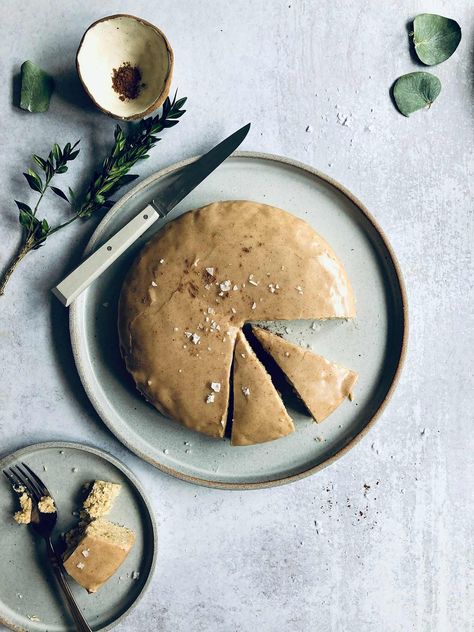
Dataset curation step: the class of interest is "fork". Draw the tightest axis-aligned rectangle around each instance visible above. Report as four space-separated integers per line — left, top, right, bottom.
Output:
4 462 92 632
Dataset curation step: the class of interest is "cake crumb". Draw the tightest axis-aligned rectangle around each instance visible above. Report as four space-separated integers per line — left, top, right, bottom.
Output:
14 492 32 524
251 302 257 310
159 259 165 264
151 281 157 287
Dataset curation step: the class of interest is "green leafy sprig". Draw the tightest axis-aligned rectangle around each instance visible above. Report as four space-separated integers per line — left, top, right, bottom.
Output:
0 93 187 296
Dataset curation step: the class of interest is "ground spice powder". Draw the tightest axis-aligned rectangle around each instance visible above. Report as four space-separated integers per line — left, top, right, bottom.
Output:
111 62 143 101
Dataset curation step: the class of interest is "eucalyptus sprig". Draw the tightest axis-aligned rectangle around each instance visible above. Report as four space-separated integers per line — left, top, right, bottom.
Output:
0 93 187 296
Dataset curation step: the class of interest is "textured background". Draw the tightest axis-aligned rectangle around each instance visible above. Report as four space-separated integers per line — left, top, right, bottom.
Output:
1 1 473 630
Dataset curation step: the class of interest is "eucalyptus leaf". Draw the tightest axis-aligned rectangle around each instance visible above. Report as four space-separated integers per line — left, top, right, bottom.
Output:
393 72 441 117
20 61 55 113
412 14 461 65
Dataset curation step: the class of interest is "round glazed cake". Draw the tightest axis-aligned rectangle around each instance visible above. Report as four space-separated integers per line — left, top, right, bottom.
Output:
118 200 356 439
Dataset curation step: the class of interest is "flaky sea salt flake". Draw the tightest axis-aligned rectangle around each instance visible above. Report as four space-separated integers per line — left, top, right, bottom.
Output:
220 280 232 292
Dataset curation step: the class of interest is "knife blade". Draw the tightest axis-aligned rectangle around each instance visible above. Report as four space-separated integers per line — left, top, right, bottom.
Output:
52 123 250 306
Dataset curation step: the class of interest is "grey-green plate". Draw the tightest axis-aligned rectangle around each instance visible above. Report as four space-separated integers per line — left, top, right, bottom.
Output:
70 152 408 489
0 441 157 632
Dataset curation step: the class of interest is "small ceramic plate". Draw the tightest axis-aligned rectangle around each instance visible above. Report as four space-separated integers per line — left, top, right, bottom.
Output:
70 152 407 489
0 442 157 632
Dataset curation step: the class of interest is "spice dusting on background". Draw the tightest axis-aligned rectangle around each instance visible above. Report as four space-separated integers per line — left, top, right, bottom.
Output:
111 62 144 101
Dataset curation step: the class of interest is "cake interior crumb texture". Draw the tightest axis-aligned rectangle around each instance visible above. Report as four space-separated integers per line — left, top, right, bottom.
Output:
82 480 121 519
38 495 56 513
14 492 32 524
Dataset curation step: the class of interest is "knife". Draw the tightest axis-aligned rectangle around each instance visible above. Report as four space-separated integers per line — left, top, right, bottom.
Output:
52 123 251 307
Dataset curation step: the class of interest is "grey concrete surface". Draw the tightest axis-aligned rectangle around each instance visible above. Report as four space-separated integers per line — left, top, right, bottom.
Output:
0 1 473 630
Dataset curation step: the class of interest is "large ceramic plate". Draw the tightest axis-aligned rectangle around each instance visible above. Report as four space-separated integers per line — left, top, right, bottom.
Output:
0 442 157 632
70 152 407 489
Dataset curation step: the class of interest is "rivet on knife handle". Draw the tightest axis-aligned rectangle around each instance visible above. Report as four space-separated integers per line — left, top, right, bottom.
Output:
51 205 160 307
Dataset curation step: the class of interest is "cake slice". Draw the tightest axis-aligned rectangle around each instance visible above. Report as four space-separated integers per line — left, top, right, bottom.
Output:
252 326 358 423
82 480 121 519
231 330 295 446
63 518 136 593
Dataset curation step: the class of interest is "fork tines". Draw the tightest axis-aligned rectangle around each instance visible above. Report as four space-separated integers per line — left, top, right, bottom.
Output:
3 462 50 502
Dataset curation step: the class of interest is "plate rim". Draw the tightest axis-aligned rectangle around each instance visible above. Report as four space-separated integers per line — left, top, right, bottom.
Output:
0 440 158 632
70 150 409 490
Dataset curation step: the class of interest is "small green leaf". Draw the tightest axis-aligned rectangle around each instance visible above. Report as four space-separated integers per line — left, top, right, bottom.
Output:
14 200 32 214
19 209 34 229
393 72 441 117
19 61 55 113
412 14 461 65
56 165 68 174
52 143 62 163
23 171 43 192
32 155 47 170
50 186 69 202
40 218 49 236
28 168 43 188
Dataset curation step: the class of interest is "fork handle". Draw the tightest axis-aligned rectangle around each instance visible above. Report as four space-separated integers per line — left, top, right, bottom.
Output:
46 539 93 632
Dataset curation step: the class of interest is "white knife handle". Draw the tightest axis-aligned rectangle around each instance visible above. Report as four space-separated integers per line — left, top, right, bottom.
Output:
52 205 160 307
